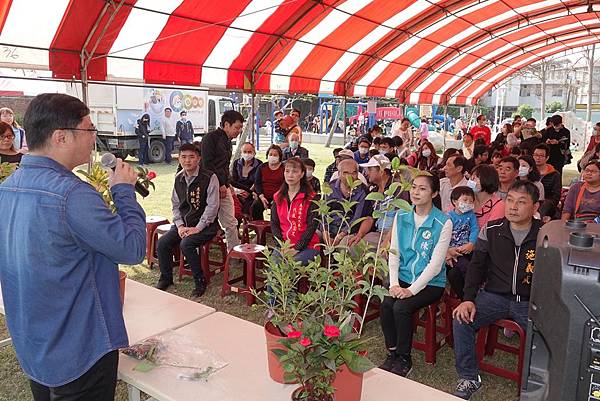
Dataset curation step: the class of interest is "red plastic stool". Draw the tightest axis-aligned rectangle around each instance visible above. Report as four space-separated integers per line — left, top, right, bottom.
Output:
442 289 462 347
178 232 227 283
221 244 266 305
146 216 169 267
148 223 174 269
352 274 383 331
476 319 526 393
411 299 451 364
242 219 272 245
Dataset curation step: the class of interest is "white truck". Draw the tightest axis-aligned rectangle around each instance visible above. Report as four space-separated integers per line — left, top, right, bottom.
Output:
67 84 235 162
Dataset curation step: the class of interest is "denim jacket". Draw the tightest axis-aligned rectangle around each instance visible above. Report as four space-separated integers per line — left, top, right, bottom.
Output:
0 155 146 387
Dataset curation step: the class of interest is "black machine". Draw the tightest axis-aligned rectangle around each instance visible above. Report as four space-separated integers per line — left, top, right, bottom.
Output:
521 220 600 401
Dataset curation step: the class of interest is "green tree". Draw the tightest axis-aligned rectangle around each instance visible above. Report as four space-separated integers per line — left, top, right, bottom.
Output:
545 101 563 114
513 104 533 119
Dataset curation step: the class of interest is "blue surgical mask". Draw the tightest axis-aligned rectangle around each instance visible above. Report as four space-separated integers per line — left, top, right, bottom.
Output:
289 141 299 150
518 166 529 177
466 179 479 193
457 201 474 214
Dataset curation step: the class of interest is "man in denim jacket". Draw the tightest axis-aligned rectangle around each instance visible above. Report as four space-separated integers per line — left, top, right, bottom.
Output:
0 93 146 401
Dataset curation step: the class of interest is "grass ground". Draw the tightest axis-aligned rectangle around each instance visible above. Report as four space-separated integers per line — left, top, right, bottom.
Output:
0 142 581 401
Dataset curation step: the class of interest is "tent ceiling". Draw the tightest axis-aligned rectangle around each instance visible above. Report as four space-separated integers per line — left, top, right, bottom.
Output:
0 0 598 104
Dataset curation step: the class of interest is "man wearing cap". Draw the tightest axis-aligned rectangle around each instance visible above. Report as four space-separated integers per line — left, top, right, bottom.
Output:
176 111 194 144
329 149 369 185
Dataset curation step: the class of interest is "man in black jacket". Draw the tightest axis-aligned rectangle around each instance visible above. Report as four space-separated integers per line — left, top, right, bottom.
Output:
156 144 220 297
541 114 570 174
176 111 194 144
451 180 541 400
534 143 562 221
201 110 244 252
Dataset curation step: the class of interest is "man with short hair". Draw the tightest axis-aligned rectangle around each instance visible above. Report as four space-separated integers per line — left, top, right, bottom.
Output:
525 117 536 128
354 137 371 164
451 181 542 400
156 143 219 297
325 159 374 246
201 110 244 251
0 93 146 401
533 143 562 221
273 110 287 147
496 156 519 200
282 132 309 160
440 155 468 211
462 132 474 159
324 147 343 183
542 114 570 174
161 107 176 164
379 137 396 157
469 115 491 145
289 108 303 144
176 110 194 144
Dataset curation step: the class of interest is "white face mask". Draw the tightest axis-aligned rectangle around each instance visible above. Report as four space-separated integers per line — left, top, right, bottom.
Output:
181 116 187 122
306 169 313 178
422 149 432 158
358 147 369 155
466 179 479 193
457 201 474 214
242 153 254 161
518 166 529 177
268 155 280 164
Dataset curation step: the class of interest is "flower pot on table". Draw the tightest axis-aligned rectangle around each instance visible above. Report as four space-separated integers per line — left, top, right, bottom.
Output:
264 322 295 384
332 364 363 401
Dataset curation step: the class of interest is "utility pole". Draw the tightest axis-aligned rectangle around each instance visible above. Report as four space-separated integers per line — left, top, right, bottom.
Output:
585 44 596 149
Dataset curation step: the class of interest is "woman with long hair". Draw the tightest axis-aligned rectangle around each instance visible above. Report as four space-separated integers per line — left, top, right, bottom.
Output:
270 157 319 265
467 164 505 227
252 144 285 220
413 140 438 171
380 174 452 377
0 121 22 165
517 155 545 202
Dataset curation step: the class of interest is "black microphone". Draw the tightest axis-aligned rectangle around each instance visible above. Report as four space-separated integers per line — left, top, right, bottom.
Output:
100 153 150 198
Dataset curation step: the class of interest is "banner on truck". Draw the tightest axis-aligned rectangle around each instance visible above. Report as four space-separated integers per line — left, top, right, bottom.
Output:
143 88 207 134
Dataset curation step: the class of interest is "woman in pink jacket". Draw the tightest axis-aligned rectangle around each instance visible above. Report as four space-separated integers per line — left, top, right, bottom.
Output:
467 164 505 227
270 157 320 265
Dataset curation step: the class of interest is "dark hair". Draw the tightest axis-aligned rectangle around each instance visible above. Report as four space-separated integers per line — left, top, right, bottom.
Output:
510 146 522 156
473 145 488 160
477 114 485 122
180 110 187 116
584 159 600 171
373 137 382 145
291 108 301 116
275 157 313 205
527 118 536 124
594 142 600 154
441 148 459 162
368 149 379 158
393 136 403 147
274 110 283 117
533 143 550 157
450 185 475 204
266 144 283 161
463 132 473 139
472 164 499 194
303 158 316 169
371 125 382 133
401 117 410 124
545 117 552 126
333 147 343 157
164 107 172 112
550 115 562 125
413 173 440 195
179 142 200 156
23 93 90 151
499 156 519 171
514 114 522 120
491 150 503 160
474 138 486 147
0 122 15 151
358 137 371 146
518 155 541 182
221 110 244 127
508 180 540 203
503 123 513 134
381 137 395 148
448 154 466 173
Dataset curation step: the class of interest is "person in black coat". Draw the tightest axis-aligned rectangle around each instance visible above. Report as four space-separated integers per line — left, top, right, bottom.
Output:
541 115 570 174
176 111 194 144
135 113 151 166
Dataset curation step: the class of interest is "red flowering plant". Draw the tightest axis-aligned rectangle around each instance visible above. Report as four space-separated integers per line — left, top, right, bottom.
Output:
274 314 372 401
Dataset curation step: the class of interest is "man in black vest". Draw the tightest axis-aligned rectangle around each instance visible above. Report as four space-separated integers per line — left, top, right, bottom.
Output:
156 143 220 297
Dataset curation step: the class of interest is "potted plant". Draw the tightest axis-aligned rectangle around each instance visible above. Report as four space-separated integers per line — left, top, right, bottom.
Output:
0 162 17 184
253 157 415 400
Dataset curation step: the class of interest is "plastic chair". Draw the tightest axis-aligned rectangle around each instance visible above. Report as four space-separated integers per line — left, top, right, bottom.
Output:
412 299 452 364
221 244 266 305
148 223 174 269
178 232 227 283
145 216 169 267
242 219 272 245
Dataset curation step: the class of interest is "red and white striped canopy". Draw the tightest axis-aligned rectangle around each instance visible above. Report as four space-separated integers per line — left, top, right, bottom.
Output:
1 0 599 104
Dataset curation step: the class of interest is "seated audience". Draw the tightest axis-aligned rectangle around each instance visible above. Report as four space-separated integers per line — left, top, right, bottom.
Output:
533 143 561 221
517 155 545 202
324 147 343 183
413 140 438 171
578 140 600 172
451 181 541 399
519 127 542 155
439 155 468 211
445 186 479 300
496 156 519 200
354 137 371 164
330 149 369 185
156 144 220 297
0 121 23 166
490 150 503 170
493 123 512 146
468 164 505 227
394 117 413 147
252 145 285 220
282 132 309 160
462 132 474 159
303 158 320 193
464 145 488 173
379 137 395 157
395 136 411 160
379 174 452 377
372 136 382 151
271 157 320 265
324 159 373 246
561 160 600 222
231 142 261 215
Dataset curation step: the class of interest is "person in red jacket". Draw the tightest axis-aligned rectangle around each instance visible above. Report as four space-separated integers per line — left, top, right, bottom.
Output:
270 157 320 265
469 115 491 145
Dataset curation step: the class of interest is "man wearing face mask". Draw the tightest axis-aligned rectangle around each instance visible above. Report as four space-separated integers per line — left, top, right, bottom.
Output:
232 142 261 215
282 132 309 160
303 158 320 193
176 111 194 144
353 137 371 164
135 113 151 166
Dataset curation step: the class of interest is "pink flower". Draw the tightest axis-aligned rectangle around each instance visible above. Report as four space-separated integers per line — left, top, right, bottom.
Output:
323 325 340 338
287 331 302 339
147 171 157 180
299 337 312 347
